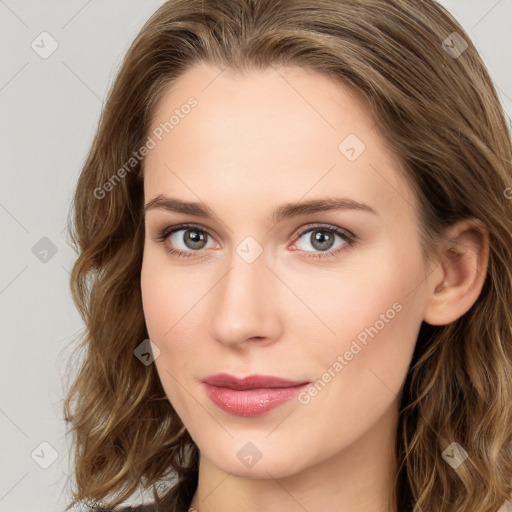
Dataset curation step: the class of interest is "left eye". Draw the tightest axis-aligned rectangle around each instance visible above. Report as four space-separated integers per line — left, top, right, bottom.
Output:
292 225 354 254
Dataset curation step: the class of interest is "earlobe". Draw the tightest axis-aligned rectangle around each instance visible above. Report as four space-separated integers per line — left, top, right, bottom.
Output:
423 219 489 326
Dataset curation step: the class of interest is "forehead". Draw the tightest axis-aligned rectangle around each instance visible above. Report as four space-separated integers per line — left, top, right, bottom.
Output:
143 62 416 221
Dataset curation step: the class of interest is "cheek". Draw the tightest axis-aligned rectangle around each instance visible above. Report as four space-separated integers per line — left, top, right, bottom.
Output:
292 269 424 450
301 242 426 407
298 244 423 342
140 274 168 343
140 255 197 410
299 276 421 393
140 249 206 377
140 248 191 341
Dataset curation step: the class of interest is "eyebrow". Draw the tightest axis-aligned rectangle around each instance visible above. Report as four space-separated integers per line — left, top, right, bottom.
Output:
144 194 378 224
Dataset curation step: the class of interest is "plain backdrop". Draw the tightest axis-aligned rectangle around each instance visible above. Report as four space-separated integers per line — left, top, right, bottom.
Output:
1 1 511 510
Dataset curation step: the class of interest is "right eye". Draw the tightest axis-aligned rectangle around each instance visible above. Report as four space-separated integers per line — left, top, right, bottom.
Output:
156 223 219 258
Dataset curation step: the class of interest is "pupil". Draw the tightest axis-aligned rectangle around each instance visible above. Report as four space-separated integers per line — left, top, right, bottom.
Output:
186 230 206 249
313 230 334 251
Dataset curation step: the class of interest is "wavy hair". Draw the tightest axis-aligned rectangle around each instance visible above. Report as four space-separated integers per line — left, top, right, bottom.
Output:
62 1 512 511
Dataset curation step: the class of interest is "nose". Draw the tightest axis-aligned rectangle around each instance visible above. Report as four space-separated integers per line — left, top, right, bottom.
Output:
208 249 282 349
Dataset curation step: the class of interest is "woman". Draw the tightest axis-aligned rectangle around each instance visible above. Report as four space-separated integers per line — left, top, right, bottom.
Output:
62 1 512 511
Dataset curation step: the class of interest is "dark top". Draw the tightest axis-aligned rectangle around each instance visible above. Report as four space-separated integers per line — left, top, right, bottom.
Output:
91 506 157 512
92 503 182 512
89 471 198 512
114 507 155 512
91 501 189 512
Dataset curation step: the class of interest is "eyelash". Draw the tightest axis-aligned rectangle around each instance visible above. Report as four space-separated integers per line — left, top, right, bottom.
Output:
155 222 356 260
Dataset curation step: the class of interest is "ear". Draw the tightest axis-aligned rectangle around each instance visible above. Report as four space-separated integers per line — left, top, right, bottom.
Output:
423 218 489 326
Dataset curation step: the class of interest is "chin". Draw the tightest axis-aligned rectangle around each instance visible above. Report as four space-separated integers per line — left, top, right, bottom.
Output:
196 432 314 479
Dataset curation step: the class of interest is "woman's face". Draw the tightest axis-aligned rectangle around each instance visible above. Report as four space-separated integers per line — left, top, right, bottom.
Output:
141 62 430 478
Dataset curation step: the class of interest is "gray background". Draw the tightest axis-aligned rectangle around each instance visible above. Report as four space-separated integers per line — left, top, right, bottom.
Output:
1 1 511 510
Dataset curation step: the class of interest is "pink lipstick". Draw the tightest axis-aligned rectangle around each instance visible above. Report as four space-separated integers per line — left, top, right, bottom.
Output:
202 373 310 417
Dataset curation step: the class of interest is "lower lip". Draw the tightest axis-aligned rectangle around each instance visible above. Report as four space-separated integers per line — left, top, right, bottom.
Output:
203 383 310 417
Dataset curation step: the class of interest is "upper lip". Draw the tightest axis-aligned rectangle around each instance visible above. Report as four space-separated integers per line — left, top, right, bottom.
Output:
202 373 310 390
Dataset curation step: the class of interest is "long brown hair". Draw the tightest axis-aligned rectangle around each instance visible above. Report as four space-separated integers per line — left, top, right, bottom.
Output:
62 1 512 511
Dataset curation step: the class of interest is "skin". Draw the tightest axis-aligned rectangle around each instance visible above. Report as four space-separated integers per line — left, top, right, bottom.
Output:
140 62 488 512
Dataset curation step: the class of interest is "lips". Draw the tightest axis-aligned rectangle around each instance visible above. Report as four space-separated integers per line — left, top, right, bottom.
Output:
202 373 309 390
202 373 311 416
